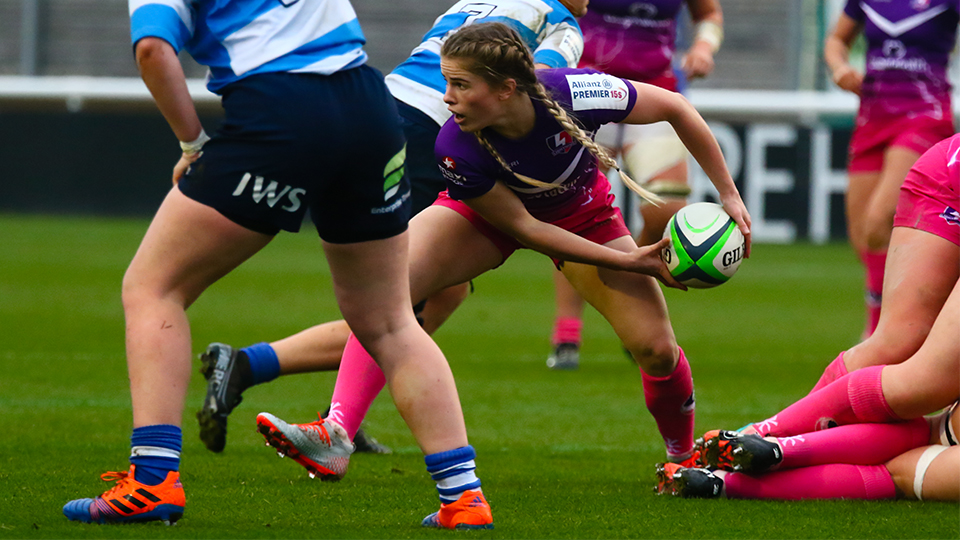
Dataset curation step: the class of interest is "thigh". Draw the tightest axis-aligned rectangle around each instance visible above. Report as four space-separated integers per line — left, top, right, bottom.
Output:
883 279 960 418
886 445 959 501
563 236 675 353
863 146 922 246
848 227 960 369
323 233 417 341
846 171 881 251
126 187 274 307
406 205 505 304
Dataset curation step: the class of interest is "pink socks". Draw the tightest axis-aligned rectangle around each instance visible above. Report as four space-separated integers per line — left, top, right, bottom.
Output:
327 333 386 440
809 352 849 394
551 316 582 346
752 365 898 437
724 464 896 500
862 250 886 338
641 348 695 459
778 418 930 468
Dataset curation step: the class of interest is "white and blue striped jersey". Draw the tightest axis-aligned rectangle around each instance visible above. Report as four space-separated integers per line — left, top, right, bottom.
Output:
385 0 583 126
129 0 368 93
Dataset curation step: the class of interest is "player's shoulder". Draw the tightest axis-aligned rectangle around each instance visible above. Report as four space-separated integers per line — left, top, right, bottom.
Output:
537 68 631 110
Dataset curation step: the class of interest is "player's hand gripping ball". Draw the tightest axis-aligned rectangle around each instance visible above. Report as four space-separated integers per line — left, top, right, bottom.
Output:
661 202 745 288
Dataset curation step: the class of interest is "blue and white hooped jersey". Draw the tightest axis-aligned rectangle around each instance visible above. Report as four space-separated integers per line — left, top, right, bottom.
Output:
129 0 368 93
385 0 584 126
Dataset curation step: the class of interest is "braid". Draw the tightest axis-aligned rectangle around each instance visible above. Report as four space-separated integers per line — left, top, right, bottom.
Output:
474 132 557 190
442 22 662 204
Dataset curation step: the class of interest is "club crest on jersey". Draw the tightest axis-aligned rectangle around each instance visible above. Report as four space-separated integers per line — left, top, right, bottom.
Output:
941 205 960 226
882 39 906 59
547 131 576 156
911 0 930 9
566 74 629 112
439 156 467 185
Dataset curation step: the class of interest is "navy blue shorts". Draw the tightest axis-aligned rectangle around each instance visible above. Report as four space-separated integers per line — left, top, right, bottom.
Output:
178 67 411 243
396 100 445 215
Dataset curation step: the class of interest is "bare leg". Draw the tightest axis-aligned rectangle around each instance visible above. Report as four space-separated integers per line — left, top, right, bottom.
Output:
845 171 880 255
562 237 677 375
844 227 959 371
272 320 351 374
552 269 585 321
323 233 466 453
846 170 882 336
562 237 691 459
863 146 922 251
886 446 959 501
323 206 503 453
881 279 960 419
420 283 472 334
124 189 273 427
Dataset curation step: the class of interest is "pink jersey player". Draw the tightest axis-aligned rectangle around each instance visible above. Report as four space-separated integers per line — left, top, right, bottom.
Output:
824 0 958 339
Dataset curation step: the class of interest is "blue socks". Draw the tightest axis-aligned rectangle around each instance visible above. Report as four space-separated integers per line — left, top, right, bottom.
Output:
425 445 481 503
130 425 182 486
242 342 280 386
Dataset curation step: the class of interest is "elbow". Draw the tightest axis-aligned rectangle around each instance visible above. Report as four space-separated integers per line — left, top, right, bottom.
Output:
135 37 173 71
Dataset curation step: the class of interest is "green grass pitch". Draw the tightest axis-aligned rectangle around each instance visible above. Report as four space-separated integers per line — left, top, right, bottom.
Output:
0 213 956 539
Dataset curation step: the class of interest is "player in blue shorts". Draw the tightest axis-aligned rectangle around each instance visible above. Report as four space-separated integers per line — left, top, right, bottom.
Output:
62 0 489 528
253 23 751 514
196 0 588 454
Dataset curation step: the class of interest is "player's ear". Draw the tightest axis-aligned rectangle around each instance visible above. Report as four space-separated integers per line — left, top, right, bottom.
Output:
497 78 518 100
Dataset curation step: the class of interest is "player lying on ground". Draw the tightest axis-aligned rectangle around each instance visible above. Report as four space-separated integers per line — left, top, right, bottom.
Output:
656 401 958 501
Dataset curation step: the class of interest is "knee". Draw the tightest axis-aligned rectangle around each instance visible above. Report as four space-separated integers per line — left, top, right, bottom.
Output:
863 209 894 251
121 268 154 314
626 336 678 377
851 326 928 370
431 282 471 311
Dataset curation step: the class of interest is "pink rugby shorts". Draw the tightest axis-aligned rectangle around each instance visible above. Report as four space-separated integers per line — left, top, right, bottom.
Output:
893 134 960 246
432 173 632 265
848 113 955 174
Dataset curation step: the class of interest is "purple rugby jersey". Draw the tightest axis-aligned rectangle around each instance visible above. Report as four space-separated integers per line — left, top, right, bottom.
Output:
577 0 684 88
844 0 959 120
435 68 638 222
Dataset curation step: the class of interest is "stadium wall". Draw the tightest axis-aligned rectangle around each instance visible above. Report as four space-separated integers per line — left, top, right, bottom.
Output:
1 78 956 243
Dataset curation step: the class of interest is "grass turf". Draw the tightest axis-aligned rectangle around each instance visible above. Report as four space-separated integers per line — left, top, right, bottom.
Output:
0 213 956 539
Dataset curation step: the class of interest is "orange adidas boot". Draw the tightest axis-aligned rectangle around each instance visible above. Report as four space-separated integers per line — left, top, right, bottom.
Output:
63 466 185 525
421 489 493 530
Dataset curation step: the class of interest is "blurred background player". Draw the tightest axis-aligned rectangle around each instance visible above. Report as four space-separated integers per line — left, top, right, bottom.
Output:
253 22 751 487
823 0 957 340
196 0 588 455
62 0 491 528
545 0 724 370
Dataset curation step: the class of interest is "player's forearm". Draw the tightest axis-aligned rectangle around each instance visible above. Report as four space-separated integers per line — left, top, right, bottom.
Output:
511 219 631 271
667 101 737 199
823 36 852 77
135 37 204 144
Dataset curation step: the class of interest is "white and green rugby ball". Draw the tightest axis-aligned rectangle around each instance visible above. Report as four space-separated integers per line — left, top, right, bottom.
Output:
662 202 745 289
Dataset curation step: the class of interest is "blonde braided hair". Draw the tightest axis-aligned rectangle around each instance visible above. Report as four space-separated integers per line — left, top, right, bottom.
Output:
441 22 662 205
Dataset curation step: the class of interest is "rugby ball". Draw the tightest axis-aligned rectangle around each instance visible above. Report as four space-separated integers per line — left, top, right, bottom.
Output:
661 202 745 288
